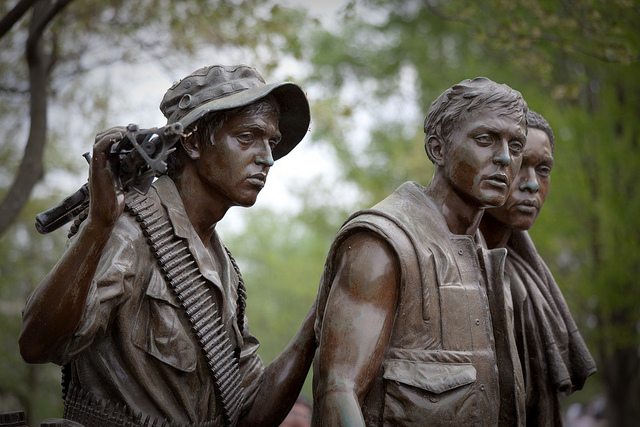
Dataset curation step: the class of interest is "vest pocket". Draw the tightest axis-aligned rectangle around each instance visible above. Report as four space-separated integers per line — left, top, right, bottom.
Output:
381 354 482 426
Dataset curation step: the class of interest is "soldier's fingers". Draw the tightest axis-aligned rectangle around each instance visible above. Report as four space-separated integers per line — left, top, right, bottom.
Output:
93 132 124 160
94 126 126 142
92 133 122 170
94 132 124 149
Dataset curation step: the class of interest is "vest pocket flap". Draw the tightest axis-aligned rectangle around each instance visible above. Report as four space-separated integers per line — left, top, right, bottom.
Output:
382 359 476 394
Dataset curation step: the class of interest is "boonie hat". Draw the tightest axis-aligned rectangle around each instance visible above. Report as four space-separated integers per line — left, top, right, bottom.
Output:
160 65 310 160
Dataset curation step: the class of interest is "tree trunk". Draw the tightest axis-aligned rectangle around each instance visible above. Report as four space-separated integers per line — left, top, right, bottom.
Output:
0 0 41 39
0 0 73 236
601 82 640 427
602 343 640 426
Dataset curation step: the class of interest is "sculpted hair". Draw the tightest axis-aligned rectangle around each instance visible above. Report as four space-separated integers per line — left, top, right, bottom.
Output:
167 95 280 179
423 77 528 163
526 110 555 152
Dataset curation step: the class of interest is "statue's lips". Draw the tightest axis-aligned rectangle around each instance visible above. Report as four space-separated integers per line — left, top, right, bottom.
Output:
513 199 539 214
483 173 509 189
246 173 267 188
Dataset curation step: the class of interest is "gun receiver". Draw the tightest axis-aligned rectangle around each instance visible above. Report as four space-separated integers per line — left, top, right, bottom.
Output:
35 122 183 234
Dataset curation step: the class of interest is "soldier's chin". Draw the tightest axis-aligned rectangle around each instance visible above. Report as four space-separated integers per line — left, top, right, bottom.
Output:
238 199 258 208
231 195 259 208
512 214 537 231
481 195 508 209
235 189 262 208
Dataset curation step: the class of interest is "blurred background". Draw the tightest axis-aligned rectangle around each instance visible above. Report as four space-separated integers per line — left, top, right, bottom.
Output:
0 0 638 426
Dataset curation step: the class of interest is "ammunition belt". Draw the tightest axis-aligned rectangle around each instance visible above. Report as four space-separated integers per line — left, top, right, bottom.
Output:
125 192 245 426
64 384 220 427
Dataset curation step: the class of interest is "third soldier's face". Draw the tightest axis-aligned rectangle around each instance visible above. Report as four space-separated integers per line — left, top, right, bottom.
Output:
443 109 526 208
486 127 553 230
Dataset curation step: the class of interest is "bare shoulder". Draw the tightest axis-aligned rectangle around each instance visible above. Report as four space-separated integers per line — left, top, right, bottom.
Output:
331 230 400 300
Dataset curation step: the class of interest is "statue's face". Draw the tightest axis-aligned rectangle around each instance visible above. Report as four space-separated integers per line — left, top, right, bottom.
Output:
486 127 553 230
443 109 526 208
195 106 281 207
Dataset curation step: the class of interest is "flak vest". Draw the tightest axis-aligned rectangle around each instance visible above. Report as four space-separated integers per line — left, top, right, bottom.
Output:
318 182 524 426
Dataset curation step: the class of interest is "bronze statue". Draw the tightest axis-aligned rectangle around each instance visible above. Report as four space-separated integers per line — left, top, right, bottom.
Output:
312 77 530 426
479 110 596 425
19 65 316 427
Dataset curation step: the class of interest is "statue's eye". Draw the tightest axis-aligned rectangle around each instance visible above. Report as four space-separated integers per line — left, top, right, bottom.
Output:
237 132 255 144
537 164 552 177
474 134 492 145
508 140 524 155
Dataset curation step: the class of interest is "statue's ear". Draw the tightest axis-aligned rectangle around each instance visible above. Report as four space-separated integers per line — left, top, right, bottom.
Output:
181 134 201 160
425 135 446 166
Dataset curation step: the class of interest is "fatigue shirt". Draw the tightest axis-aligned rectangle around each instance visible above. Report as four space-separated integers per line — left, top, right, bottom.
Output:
46 176 264 425
314 182 525 426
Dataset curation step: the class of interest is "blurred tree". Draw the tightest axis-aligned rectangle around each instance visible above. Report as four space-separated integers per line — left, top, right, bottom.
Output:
0 0 73 235
0 196 68 423
300 0 640 424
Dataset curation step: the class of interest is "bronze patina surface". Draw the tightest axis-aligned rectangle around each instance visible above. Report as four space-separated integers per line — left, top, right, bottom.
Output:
480 110 596 426
20 65 316 427
312 77 530 426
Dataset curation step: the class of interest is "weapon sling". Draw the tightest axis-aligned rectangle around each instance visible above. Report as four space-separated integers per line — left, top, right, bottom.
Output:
125 192 245 426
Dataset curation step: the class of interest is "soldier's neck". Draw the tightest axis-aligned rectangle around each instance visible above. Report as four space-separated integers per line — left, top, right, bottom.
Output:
479 213 512 249
173 169 229 245
426 174 484 236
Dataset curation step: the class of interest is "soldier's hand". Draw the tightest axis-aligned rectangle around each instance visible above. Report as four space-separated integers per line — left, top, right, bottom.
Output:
88 127 127 228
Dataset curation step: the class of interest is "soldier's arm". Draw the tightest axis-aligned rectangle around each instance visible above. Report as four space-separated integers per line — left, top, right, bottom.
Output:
238 299 317 427
19 127 126 363
313 231 399 426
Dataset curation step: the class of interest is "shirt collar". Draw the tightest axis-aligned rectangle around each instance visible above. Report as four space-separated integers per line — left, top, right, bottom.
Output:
152 176 224 293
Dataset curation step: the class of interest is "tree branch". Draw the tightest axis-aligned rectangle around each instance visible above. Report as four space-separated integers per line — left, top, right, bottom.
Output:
0 84 30 95
26 0 73 62
0 0 40 39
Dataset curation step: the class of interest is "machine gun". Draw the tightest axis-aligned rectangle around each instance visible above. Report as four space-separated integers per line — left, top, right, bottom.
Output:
35 122 184 234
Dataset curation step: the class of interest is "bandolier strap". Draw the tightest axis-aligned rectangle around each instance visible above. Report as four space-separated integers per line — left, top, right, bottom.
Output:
64 384 218 427
125 192 245 426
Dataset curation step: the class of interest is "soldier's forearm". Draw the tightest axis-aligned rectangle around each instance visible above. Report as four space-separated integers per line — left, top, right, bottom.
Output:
313 388 366 427
238 302 317 426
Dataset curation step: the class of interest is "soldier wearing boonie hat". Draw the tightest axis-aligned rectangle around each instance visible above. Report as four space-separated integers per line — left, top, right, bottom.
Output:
161 64 310 160
20 64 316 427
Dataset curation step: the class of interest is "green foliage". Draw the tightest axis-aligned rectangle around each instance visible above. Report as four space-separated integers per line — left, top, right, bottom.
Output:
0 194 69 422
223 206 336 399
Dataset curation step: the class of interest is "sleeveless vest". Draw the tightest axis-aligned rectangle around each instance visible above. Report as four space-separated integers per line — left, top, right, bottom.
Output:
317 182 523 426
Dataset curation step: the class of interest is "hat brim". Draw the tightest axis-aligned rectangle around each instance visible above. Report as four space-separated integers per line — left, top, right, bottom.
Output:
175 82 310 160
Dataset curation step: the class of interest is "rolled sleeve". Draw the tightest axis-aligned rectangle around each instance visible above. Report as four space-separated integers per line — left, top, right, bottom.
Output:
238 325 265 413
61 218 140 360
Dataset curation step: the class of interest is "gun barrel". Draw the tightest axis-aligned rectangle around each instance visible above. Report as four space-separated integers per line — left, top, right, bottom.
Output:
35 184 90 234
34 123 183 235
